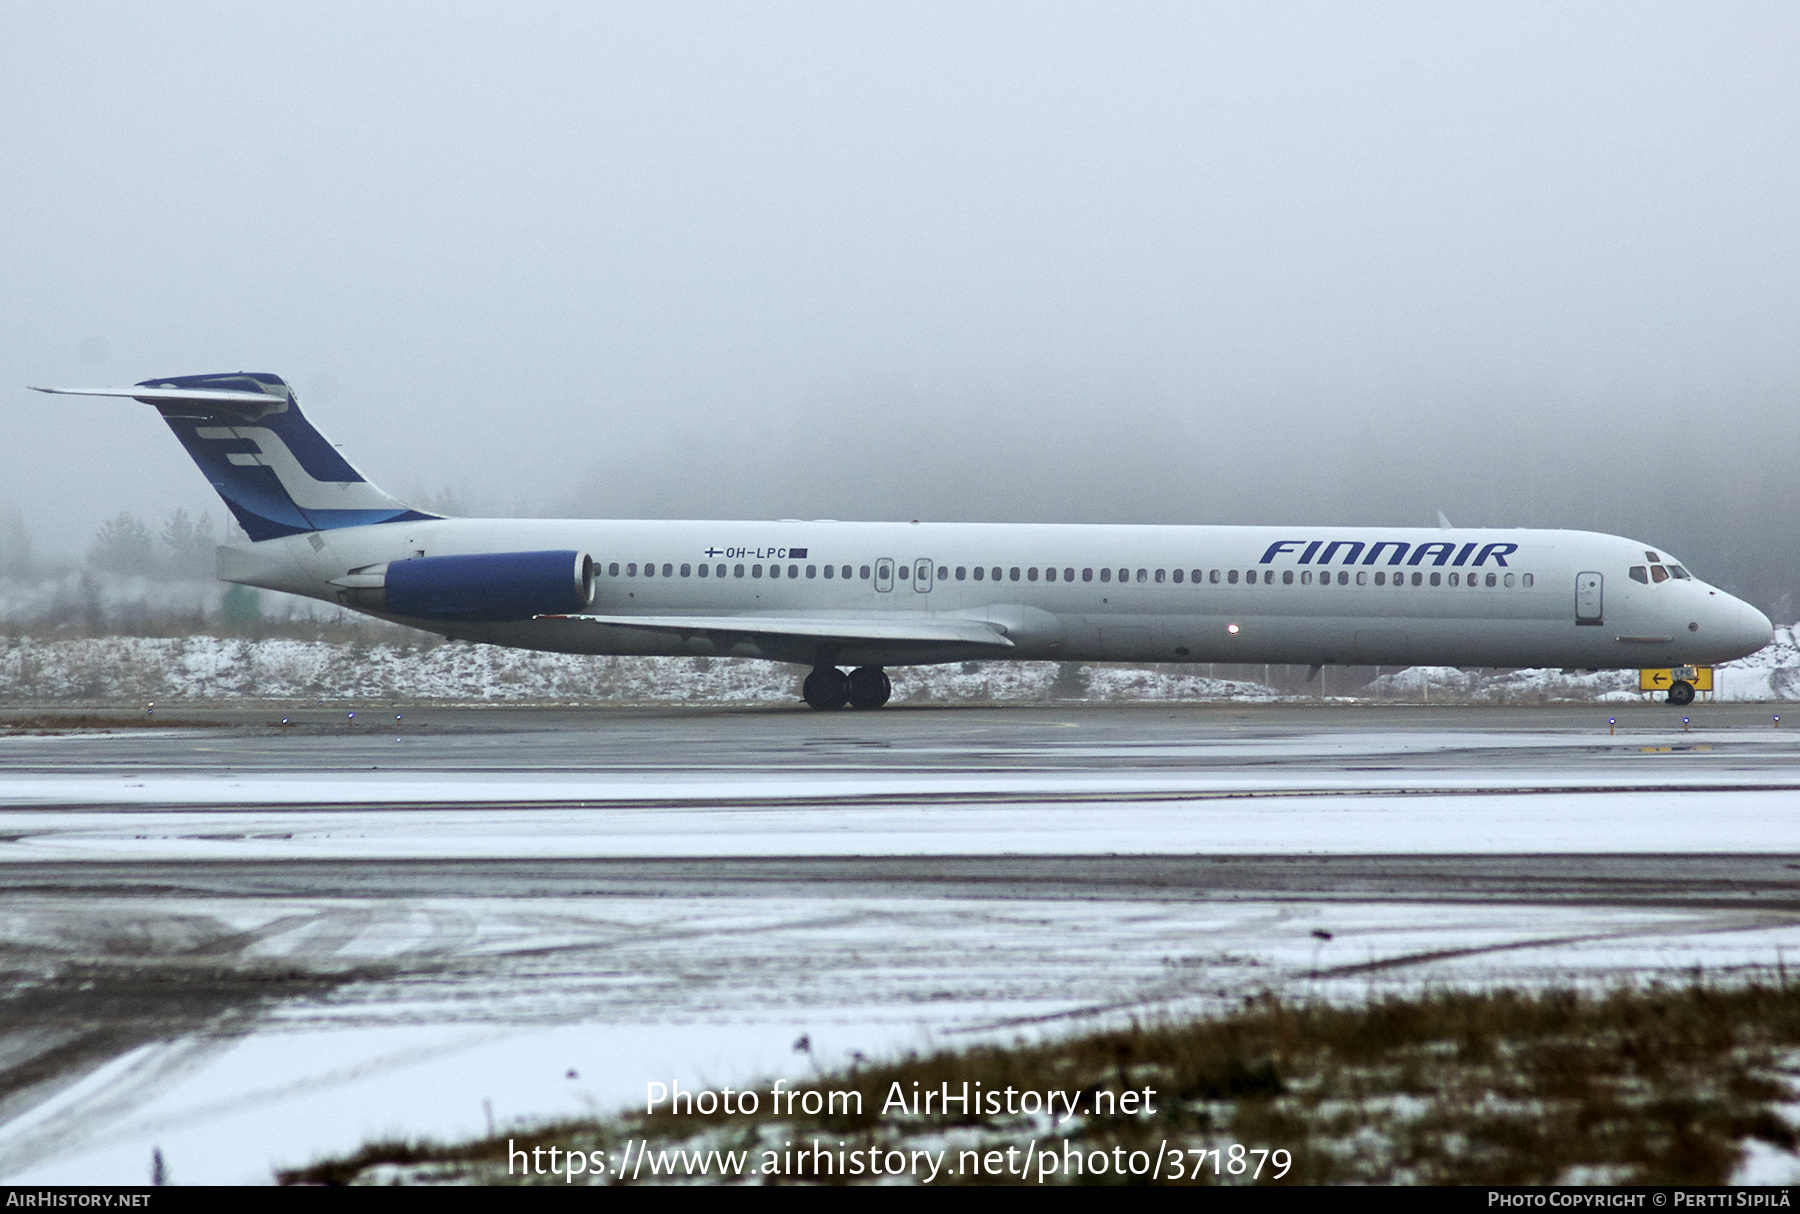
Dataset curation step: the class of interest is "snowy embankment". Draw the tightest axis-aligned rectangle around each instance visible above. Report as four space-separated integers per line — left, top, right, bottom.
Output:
0 635 1281 705
1 628 1798 705
1366 624 1800 703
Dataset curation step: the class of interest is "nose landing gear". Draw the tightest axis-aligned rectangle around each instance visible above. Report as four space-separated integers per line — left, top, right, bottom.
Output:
1667 680 1695 707
802 665 891 710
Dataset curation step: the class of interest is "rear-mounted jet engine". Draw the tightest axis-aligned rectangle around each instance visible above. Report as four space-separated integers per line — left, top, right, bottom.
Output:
334 550 594 621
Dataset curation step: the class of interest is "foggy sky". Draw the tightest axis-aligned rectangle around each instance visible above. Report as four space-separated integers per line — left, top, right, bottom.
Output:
4 3 1797 611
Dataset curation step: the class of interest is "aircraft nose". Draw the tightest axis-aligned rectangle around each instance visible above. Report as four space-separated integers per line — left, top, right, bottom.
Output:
1723 597 1774 658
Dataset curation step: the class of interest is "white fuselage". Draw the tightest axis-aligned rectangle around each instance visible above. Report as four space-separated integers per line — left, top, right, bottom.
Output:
219 518 1774 672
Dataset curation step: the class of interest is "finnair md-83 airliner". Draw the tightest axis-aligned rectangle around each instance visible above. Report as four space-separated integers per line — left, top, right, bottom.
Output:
35 373 1773 709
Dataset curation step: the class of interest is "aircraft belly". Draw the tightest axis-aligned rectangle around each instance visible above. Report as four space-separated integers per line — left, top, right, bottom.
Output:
433 611 1658 671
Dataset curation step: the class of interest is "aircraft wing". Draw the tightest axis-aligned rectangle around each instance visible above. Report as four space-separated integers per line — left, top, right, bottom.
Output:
541 613 1015 648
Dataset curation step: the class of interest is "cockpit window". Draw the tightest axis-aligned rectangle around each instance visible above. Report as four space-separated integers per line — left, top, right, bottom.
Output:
1669 565 1691 579
1629 566 1648 584
1650 565 1669 583
1645 551 1660 562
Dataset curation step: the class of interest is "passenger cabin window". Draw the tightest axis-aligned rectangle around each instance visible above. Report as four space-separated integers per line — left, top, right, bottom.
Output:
1485 572 1497 587
956 567 966 580
769 564 780 579
752 564 763 577
1100 568 1111 583
1064 568 1074 581
1010 567 1021 581
608 563 620 576
698 563 709 577
1083 568 1093 582
734 564 745 578
1173 569 1183 583
627 563 638 576
806 565 816 578
859 565 870 579
973 566 984 580
1028 567 1039 581
1523 573 1535 586
1282 570 1293 584
718 564 728 578
1155 569 1166 583
1374 572 1385 586
680 564 691 577
1209 570 1220 584
1227 569 1239 584
662 564 672 577
1630 566 1649 583
1190 569 1201 584
824 565 834 578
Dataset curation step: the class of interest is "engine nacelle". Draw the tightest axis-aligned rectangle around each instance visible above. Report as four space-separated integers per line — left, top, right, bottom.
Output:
382 550 594 621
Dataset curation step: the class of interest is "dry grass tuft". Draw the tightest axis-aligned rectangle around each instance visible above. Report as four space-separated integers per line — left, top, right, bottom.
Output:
280 980 1800 1186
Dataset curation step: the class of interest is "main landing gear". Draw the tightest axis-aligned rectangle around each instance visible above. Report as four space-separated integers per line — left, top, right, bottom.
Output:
803 665 891 710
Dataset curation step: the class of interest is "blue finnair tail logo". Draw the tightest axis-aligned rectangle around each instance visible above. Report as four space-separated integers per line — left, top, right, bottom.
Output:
194 425 401 511
144 373 435 541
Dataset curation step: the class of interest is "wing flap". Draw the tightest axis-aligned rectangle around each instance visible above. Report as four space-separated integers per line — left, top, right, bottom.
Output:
541 613 1014 648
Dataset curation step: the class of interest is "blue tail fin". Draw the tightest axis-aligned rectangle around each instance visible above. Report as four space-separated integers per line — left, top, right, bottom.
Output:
32 373 435 541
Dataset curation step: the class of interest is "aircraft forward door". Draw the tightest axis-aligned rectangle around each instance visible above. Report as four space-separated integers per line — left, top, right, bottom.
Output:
875 558 894 592
914 559 932 592
1575 572 1603 625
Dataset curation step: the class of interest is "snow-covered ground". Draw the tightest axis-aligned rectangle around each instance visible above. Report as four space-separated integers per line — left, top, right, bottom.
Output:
6 674 1800 1182
6 893 1798 1186
1368 626 1800 702
8 765 1800 860
2 626 1799 704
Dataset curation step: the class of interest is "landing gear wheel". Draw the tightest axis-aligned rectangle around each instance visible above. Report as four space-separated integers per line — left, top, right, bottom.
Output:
1667 679 1695 707
846 666 891 709
803 666 850 711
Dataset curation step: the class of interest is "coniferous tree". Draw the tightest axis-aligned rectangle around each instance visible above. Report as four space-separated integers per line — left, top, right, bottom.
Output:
88 513 155 575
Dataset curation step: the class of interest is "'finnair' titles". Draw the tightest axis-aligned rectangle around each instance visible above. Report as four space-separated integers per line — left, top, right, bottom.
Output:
1258 539 1518 567
32 373 1772 710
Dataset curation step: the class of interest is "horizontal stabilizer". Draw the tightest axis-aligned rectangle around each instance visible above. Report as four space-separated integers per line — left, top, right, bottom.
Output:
542 613 1015 648
27 372 432 540
30 385 284 408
